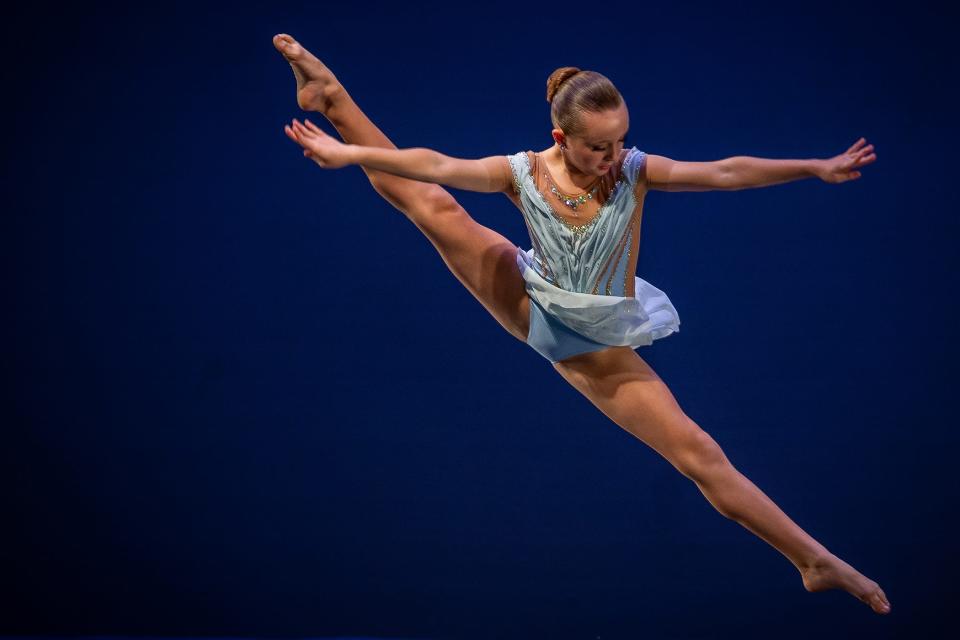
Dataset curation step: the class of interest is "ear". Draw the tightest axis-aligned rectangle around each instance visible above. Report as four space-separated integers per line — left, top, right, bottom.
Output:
551 128 566 146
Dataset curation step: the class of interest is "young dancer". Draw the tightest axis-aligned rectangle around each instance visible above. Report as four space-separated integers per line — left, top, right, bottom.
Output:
272 33 889 615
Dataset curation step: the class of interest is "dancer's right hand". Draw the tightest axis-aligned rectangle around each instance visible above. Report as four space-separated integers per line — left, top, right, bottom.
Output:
284 118 353 169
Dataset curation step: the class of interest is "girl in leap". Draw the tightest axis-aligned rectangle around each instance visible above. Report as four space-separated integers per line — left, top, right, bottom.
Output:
272 33 889 615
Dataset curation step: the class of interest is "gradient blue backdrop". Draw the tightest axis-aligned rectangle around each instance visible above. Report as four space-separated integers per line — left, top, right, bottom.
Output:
4 0 956 638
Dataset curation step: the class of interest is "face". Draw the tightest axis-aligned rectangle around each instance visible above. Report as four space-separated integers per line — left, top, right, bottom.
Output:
554 102 630 176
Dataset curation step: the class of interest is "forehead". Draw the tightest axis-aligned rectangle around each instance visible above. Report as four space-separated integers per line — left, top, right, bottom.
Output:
578 103 629 140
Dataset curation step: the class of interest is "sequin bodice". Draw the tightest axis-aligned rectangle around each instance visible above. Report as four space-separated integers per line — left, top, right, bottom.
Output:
507 147 647 296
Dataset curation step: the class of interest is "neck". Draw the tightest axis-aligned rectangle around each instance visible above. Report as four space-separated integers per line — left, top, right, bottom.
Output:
552 146 598 187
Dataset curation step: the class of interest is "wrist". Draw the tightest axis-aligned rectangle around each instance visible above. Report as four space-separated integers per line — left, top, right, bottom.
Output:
344 143 363 166
809 159 826 179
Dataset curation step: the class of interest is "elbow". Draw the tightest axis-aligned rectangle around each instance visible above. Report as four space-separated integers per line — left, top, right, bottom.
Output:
431 150 452 184
433 151 472 187
717 158 741 191
400 148 447 184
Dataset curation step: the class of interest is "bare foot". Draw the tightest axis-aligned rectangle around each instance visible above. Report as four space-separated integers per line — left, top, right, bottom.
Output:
272 33 343 113
801 552 892 614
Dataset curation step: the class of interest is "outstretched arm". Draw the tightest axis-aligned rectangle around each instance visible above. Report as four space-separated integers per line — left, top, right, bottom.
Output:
647 137 877 192
284 118 512 194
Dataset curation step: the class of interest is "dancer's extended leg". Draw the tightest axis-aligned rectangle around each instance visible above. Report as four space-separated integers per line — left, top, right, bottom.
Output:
551 345 892 615
274 34 529 342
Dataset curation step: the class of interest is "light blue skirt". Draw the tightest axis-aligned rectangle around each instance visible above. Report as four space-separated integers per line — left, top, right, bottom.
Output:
517 247 682 363
526 296 617 363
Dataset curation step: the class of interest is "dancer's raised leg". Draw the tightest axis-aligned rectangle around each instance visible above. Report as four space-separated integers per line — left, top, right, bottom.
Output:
550 345 892 615
273 33 529 342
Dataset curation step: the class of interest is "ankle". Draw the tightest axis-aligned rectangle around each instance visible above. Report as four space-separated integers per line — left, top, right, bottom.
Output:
320 82 346 112
798 549 834 572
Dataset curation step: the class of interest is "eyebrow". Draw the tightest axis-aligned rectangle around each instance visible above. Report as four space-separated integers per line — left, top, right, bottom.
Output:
589 130 630 144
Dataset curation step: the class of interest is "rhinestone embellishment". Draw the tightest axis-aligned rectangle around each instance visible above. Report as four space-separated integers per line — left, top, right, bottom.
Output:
546 181 599 211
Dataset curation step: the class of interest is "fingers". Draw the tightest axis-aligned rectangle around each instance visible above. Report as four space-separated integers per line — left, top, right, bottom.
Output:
283 118 315 142
853 137 874 155
284 124 301 144
292 119 313 138
285 119 321 151
298 118 329 141
304 118 324 135
847 137 868 153
283 119 333 163
854 144 877 167
284 123 315 156
284 124 307 147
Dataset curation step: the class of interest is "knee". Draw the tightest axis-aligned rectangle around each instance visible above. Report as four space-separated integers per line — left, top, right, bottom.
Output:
369 177 461 218
422 187 462 213
674 426 730 482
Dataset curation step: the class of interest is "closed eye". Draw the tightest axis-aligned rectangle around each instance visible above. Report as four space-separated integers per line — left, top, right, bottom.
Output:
592 137 628 152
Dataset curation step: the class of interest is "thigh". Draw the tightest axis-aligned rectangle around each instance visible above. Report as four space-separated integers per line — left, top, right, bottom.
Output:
409 188 530 342
551 346 723 476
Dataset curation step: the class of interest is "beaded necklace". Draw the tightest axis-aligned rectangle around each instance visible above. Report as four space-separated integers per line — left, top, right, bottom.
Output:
538 152 605 216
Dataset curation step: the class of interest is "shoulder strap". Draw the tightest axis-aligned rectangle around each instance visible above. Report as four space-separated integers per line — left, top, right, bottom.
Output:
505 150 532 195
621 147 647 186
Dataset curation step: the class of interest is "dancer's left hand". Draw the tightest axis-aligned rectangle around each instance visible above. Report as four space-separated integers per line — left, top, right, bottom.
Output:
284 118 353 169
816 137 877 184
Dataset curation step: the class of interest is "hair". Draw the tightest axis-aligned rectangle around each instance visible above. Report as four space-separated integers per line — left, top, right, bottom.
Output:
546 66 623 139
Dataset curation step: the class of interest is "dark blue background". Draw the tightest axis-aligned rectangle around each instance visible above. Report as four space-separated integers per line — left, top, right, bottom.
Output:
4 0 956 638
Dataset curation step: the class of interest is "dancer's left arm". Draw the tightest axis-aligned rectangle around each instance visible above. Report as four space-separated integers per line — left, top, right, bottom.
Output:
646 137 876 191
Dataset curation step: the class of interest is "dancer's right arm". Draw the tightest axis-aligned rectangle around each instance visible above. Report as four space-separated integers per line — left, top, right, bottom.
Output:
354 148 512 194
286 118 513 194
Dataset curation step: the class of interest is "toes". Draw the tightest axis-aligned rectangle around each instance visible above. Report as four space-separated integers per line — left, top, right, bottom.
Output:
877 588 891 608
273 33 299 55
870 589 891 613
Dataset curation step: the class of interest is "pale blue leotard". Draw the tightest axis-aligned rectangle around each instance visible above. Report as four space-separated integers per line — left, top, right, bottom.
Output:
506 146 681 363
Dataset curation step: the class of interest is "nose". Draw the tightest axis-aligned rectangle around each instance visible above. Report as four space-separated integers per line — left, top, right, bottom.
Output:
604 143 623 163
